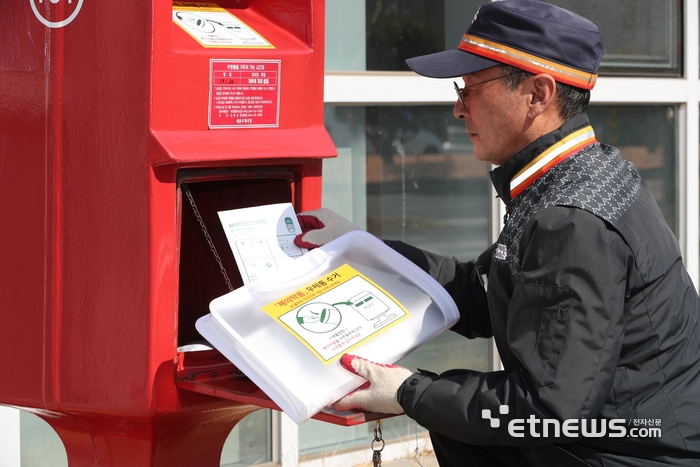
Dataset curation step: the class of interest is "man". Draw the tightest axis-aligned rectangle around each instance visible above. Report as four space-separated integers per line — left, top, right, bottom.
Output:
295 1 700 466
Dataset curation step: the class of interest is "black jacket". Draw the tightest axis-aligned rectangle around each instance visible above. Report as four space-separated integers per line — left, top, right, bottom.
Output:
388 114 700 466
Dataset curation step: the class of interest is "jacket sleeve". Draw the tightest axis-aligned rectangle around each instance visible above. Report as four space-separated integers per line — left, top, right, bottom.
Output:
397 207 629 446
384 239 492 338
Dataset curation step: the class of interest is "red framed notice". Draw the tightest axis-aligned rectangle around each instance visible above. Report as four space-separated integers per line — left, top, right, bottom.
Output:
209 59 280 129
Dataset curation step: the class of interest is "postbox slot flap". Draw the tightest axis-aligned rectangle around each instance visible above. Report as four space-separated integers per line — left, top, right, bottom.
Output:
151 127 337 166
176 350 385 426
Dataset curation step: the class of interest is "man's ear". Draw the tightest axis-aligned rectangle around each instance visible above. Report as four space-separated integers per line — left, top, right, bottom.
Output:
527 74 557 118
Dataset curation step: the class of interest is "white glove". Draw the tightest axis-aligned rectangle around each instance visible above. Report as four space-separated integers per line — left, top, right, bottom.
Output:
294 208 362 249
333 354 414 415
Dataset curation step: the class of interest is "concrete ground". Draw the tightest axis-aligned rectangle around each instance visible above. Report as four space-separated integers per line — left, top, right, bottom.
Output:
382 454 439 466
356 451 438 467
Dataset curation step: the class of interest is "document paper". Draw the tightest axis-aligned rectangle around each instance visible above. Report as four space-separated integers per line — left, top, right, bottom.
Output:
218 203 307 284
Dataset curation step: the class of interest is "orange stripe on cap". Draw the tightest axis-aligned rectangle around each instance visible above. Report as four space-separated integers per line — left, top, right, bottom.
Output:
510 126 597 198
458 34 598 90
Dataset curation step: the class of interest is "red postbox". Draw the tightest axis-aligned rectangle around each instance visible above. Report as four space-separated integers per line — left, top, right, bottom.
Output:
0 1 373 465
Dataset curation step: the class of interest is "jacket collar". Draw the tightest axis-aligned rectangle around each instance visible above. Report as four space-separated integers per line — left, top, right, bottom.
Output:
489 113 594 204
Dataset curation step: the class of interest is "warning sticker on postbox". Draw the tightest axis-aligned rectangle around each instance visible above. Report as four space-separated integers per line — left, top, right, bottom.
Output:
172 3 274 49
209 59 281 128
262 264 410 365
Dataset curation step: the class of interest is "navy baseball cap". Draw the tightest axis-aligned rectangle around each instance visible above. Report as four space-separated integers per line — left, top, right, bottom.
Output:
405 1 603 90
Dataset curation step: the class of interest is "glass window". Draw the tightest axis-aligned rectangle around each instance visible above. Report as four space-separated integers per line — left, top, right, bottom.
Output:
326 0 681 76
19 410 68 467
588 105 678 234
302 104 679 458
298 105 493 458
547 0 681 76
220 410 271 467
326 0 484 72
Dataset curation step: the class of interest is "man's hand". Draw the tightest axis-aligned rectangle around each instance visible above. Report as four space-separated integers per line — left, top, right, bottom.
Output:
294 208 362 249
333 354 413 414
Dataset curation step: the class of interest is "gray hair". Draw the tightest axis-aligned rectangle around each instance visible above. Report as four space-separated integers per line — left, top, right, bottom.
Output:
499 65 590 121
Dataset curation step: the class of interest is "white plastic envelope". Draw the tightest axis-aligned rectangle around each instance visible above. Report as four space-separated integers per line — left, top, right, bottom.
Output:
196 230 459 424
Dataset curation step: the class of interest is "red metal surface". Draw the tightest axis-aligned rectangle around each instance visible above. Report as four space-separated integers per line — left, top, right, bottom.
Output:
0 0 337 465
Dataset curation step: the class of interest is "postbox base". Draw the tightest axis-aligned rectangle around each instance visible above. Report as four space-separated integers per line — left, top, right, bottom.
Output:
32 402 260 467
24 350 386 467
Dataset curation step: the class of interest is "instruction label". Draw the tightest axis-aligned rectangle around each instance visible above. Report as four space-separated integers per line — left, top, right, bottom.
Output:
209 59 280 128
262 264 410 364
172 3 274 49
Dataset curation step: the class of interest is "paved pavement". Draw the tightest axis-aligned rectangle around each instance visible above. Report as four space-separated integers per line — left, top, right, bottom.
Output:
381 454 439 466
352 450 439 467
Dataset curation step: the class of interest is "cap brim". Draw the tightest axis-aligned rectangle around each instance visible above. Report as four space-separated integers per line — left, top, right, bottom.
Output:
406 49 501 78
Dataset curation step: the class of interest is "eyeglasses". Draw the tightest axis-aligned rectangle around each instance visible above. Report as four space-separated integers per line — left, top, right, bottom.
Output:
453 72 523 108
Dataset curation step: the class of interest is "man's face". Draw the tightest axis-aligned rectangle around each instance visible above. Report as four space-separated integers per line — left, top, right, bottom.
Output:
453 66 531 166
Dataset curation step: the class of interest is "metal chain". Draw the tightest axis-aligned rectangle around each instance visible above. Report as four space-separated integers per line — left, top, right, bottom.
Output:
372 420 385 467
182 184 234 292
413 419 423 467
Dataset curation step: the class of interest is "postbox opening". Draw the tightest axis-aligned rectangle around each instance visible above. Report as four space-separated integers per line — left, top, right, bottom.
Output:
177 168 295 347
174 169 387 426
